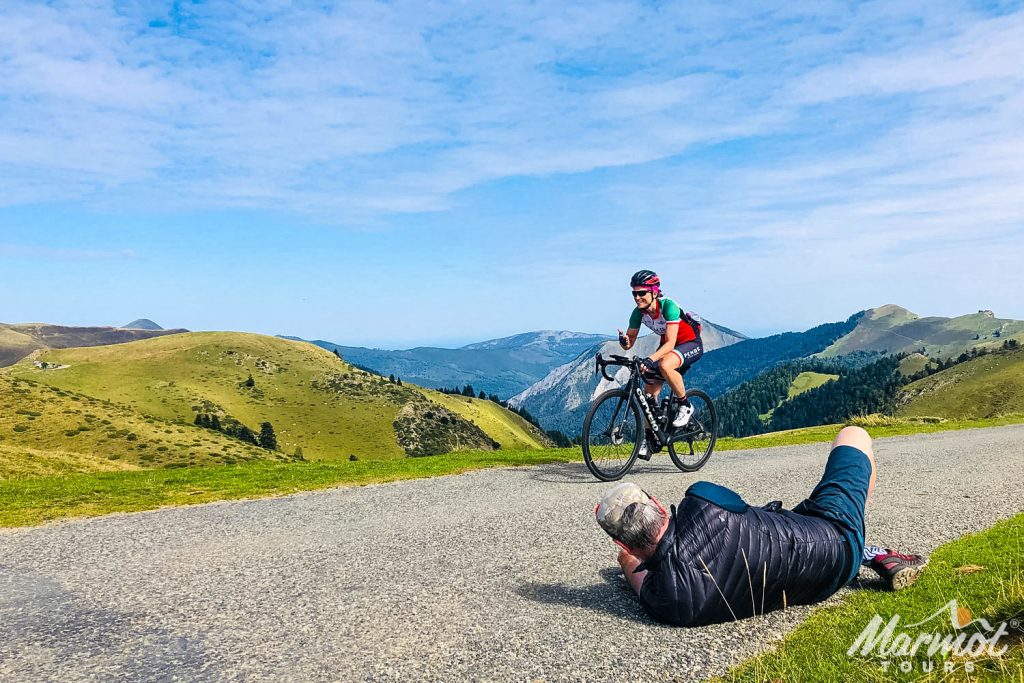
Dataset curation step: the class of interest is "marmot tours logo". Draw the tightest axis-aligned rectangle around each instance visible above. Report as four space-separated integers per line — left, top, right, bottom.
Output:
847 600 1019 674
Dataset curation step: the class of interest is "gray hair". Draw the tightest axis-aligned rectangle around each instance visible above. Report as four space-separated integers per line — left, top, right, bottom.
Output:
613 501 668 551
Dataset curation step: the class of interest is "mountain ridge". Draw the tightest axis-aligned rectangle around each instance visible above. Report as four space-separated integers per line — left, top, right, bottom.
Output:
286 330 616 399
0 322 188 368
122 318 164 330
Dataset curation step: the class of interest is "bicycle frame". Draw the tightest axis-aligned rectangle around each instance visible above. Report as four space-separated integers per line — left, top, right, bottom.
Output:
596 353 676 449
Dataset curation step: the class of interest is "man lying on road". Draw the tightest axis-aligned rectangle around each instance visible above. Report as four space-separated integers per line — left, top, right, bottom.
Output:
596 426 928 626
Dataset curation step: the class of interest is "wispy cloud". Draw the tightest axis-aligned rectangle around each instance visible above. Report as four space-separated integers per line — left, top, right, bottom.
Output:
2 1 1023 339
8 1 1014 221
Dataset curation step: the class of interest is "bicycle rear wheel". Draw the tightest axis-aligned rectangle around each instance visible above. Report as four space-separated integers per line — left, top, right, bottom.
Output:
582 389 643 481
668 389 717 472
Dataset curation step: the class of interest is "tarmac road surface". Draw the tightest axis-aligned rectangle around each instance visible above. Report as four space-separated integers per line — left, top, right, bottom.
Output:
2 425 1023 682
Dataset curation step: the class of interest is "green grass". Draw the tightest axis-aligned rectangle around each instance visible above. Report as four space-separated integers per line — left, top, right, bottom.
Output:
759 371 839 420
787 371 839 399
3 413 1023 528
0 374 281 476
0 448 581 527
721 513 1024 682
899 347 1024 420
2 332 546 463
899 352 931 377
6 332 410 461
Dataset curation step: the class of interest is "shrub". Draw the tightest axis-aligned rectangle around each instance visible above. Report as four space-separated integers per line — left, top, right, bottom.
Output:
848 414 905 427
64 429 80 437
13 424 28 433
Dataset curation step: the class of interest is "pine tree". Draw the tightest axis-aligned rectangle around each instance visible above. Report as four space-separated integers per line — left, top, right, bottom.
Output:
478 390 486 399
462 384 475 397
237 425 257 445
210 414 221 431
258 422 278 450
244 374 255 388
389 374 396 383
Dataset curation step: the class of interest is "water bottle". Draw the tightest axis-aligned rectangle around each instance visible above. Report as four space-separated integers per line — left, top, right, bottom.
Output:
645 393 661 421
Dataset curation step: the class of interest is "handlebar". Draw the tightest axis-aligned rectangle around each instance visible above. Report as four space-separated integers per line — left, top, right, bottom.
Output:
594 352 638 382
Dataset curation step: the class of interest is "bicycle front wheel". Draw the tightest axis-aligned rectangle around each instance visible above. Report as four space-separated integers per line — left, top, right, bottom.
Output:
582 389 643 481
668 389 717 472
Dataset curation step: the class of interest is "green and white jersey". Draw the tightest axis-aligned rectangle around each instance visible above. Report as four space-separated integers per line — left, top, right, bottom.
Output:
628 297 697 343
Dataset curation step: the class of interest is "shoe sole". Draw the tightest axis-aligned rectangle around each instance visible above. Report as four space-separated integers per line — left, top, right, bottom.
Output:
890 565 926 591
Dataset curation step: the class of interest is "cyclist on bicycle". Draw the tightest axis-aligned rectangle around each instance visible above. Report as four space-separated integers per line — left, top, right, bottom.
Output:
618 270 703 454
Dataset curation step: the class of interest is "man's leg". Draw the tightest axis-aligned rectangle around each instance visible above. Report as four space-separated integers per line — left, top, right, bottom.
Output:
830 428 927 589
832 426 876 505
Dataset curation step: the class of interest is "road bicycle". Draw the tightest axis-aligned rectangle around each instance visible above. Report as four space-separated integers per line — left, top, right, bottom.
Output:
582 353 718 481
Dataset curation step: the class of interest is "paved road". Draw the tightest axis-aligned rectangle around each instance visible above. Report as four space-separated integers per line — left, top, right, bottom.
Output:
2 425 1023 682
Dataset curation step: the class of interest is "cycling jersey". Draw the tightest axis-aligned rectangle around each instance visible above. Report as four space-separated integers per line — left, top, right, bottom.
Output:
628 297 697 344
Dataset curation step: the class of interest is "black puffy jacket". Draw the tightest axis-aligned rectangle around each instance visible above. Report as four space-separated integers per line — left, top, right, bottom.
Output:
636 481 855 627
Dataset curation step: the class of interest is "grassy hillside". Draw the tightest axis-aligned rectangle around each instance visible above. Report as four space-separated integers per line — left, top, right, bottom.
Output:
759 371 840 421
0 322 185 367
898 347 1024 419
787 371 839 399
3 332 539 462
0 375 282 479
417 388 552 450
898 351 930 377
6 333 406 460
819 305 1024 359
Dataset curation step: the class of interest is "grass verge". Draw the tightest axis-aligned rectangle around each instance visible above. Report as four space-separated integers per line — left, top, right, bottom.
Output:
0 449 579 527
3 414 1022 528
719 513 1024 682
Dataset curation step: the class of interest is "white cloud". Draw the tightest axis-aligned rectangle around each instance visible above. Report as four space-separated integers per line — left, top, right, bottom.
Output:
0 0 1021 249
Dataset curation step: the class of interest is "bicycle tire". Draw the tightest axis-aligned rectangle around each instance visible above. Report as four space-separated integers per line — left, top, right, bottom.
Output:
667 389 717 472
582 389 643 481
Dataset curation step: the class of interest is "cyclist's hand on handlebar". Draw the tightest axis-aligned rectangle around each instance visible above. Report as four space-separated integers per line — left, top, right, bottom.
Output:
641 357 659 375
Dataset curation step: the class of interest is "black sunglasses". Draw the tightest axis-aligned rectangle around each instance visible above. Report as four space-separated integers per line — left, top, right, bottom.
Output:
632 289 653 298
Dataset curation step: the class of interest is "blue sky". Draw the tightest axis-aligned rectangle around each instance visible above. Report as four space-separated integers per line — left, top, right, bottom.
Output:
2 1 1022 347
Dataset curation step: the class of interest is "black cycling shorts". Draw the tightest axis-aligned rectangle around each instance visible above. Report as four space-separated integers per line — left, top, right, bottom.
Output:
671 339 703 368
641 338 703 383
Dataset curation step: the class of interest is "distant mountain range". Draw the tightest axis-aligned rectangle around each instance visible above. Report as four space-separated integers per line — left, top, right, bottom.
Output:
6 305 1020 445
509 305 1024 435
507 319 750 435
282 331 616 399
